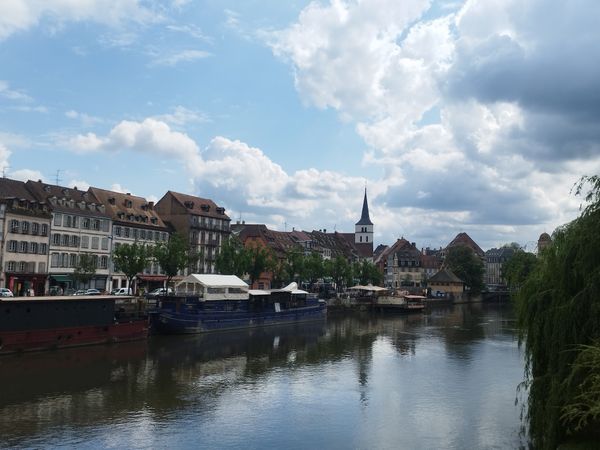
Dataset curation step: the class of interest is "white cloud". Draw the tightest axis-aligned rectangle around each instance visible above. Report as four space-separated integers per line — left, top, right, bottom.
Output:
154 106 209 127
8 168 45 182
65 110 104 126
150 49 211 66
166 24 212 42
110 183 130 194
67 179 90 191
0 0 160 41
0 80 32 102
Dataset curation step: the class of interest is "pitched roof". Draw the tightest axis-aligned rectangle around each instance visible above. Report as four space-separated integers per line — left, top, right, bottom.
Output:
429 269 464 284
163 191 230 220
88 186 168 230
446 232 484 257
0 178 35 201
355 188 373 226
25 180 110 217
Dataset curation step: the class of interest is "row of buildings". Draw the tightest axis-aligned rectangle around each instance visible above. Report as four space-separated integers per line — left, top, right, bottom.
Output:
0 179 231 296
1 175 549 296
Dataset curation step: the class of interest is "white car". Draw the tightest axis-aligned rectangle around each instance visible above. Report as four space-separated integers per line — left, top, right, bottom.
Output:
0 288 14 297
111 287 133 295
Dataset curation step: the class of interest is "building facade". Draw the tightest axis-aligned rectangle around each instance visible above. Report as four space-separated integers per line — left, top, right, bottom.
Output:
379 238 424 288
26 181 112 293
156 191 231 275
485 247 515 287
354 188 374 260
0 178 51 296
88 187 170 293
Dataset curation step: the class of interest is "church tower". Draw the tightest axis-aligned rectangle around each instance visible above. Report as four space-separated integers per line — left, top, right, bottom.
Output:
355 188 374 259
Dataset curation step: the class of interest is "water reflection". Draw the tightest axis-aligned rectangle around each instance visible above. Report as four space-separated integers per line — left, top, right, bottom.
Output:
0 304 525 449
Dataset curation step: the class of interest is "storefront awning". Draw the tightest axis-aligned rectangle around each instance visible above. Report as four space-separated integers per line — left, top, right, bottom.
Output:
50 275 72 282
137 275 168 282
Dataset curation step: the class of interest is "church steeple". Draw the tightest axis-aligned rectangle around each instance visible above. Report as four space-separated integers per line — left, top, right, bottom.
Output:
354 188 374 258
355 188 373 226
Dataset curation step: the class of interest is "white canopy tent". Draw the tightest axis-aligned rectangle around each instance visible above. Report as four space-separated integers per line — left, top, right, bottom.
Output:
175 274 249 300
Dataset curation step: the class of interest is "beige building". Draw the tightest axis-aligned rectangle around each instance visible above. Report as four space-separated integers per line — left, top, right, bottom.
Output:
0 178 52 296
156 191 230 274
428 269 464 296
26 181 112 293
89 187 170 293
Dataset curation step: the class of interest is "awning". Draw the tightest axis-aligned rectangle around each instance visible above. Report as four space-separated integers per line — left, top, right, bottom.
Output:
137 275 168 282
50 275 72 282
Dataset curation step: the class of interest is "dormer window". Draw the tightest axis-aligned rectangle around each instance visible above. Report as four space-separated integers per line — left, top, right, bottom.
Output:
184 201 194 209
109 197 116 205
125 200 133 208
216 207 225 214
201 204 210 211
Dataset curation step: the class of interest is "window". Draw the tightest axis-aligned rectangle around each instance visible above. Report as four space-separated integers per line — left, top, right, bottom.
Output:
82 218 90 229
52 233 61 245
101 237 108 250
91 237 99 249
21 221 29 233
92 219 100 230
54 213 62 226
366 236 369 242
7 261 16 272
114 226 121 237
8 240 17 252
30 242 38 254
140 229 146 240
61 253 68 267
101 220 109 232
61 235 69 246
100 255 108 269
81 235 89 249
65 215 72 227
124 227 130 238
51 253 59 267
32 222 39 234
70 235 78 247
41 224 48 236
69 254 78 267
18 261 26 272
40 244 47 254
133 228 138 239
10 220 19 232
19 241 28 253
360 236 363 243
38 262 46 273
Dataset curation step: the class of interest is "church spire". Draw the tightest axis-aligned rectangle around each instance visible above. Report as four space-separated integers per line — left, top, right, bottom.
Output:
355 188 373 226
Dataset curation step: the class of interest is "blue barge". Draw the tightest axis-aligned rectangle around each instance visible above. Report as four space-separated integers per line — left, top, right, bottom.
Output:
149 275 326 334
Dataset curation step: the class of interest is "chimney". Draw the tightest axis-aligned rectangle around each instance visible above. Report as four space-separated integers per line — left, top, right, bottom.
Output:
148 201 154 209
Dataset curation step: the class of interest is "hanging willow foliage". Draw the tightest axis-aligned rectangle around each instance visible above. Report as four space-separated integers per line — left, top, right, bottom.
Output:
516 175 600 449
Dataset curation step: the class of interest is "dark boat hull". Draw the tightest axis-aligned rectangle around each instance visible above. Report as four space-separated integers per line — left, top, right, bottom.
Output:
150 304 327 334
0 320 148 354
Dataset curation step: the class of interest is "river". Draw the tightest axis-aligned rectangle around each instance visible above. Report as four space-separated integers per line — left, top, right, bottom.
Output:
0 303 526 449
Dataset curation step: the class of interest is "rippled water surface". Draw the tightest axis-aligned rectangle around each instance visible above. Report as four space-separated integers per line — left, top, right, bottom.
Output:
0 303 526 449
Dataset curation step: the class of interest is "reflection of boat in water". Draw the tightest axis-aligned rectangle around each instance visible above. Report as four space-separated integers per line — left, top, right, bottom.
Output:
149 275 326 334
0 296 148 354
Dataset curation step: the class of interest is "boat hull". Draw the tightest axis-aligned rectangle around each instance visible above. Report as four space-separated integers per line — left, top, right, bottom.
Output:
150 304 327 334
0 320 148 354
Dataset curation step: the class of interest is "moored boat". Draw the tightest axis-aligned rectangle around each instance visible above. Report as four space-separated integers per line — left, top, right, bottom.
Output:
0 295 148 354
373 292 426 313
149 274 327 334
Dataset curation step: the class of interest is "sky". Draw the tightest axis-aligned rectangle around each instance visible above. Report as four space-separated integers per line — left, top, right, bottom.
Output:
1 0 599 251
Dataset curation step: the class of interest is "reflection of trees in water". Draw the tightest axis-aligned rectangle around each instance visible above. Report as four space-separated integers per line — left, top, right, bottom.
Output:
0 305 515 447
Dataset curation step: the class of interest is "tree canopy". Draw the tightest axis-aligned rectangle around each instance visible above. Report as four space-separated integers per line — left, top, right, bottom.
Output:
72 253 96 288
516 175 600 448
113 242 153 293
443 246 485 294
153 233 196 289
501 249 537 291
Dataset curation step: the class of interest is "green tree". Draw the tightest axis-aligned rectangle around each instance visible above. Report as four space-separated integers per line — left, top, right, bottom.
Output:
516 175 600 448
72 253 96 288
215 235 248 277
113 242 153 294
284 248 305 285
245 243 274 287
305 252 324 286
153 233 197 291
328 256 350 292
501 249 537 290
444 246 485 294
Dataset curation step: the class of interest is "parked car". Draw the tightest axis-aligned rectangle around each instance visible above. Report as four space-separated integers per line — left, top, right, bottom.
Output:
85 289 101 295
0 288 14 297
145 287 173 299
111 287 133 296
73 289 87 296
